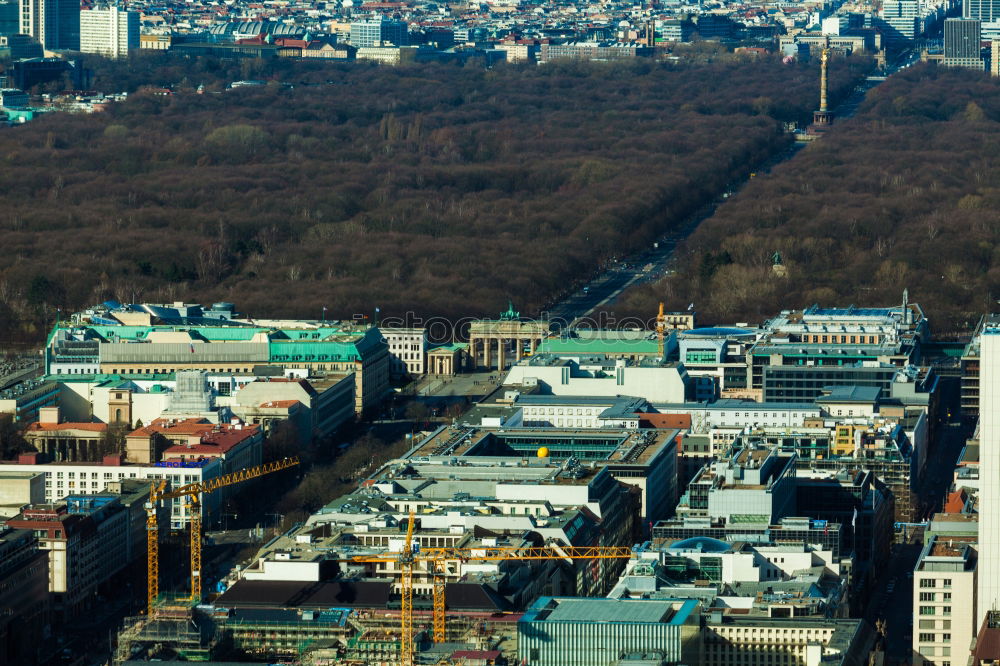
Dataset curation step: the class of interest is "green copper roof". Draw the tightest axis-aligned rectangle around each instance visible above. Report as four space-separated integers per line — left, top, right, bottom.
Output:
536 338 659 355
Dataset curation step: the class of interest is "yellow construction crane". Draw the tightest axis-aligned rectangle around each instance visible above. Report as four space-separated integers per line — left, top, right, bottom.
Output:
656 301 667 359
347 511 635 666
146 456 300 612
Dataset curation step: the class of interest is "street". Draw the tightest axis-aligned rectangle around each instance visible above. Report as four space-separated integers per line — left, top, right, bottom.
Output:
541 56 911 331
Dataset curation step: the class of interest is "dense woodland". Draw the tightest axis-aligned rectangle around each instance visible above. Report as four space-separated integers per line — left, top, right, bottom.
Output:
618 65 1000 334
0 55 867 345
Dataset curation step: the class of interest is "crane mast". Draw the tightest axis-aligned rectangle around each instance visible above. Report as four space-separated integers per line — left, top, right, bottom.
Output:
657 301 667 359
346 511 635 666
145 456 300 612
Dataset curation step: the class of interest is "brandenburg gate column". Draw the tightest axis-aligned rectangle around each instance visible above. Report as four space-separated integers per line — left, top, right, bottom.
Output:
483 337 491 369
496 338 505 371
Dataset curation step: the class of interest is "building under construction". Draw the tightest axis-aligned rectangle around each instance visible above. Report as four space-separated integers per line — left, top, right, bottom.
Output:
114 594 516 665
114 600 216 664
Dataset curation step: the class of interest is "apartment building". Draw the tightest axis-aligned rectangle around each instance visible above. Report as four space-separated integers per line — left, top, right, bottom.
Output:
79 5 138 58
912 535 978 665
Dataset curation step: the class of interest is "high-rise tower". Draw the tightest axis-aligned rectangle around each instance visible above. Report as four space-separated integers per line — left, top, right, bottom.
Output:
979 329 1000 626
943 18 983 70
19 0 78 49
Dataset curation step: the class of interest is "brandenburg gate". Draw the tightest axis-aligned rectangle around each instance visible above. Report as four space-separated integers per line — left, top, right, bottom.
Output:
467 303 549 370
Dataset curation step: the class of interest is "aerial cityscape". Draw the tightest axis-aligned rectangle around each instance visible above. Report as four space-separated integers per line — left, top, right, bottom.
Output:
0 0 999 663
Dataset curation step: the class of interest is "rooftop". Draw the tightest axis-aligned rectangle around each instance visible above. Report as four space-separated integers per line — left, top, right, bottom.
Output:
523 596 697 625
408 425 677 468
817 385 882 403
682 327 756 338
25 421 108 433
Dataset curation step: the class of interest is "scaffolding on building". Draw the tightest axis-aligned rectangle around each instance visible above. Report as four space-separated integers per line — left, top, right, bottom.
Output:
112 602 216 665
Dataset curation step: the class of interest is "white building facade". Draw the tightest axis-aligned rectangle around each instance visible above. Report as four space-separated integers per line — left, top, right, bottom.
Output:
380 327 427 376
912 536 977 665
79 6 138 58
979 330 1000 627
0 457 223 529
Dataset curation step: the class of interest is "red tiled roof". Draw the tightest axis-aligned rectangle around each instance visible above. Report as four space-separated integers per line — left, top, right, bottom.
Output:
127 417 213 437
26 422 108 432
162 425 260 456
944 489 969 513
258 400 301 408
637 413 691 430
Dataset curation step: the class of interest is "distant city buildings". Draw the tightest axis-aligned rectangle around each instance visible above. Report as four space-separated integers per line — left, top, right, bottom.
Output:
80 5 138 58
0 295 979 663
943 18 983 69
19 0 78 50
966 0 1000 22
350 16 408 48
48 301 390 417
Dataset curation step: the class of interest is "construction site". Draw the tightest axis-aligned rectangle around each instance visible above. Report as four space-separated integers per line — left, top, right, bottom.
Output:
114 492 628 665
113 594 518 664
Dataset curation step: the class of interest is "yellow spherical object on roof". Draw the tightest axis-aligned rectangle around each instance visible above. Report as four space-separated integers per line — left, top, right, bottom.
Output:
536 447 550 458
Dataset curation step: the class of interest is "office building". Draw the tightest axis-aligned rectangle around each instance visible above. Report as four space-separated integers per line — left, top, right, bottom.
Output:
654 399 822 435
518 597 701 666
796 469 894 563
608 543 847 620
45 310 390 416
0 470 44 518
380 326 427 377
653 515 844 561
978 329 1000 627
538 42 654 62
677 444 797 524
912 535 977 665
675 326 757 397
350 16 407 47
748 301 927 400
944 18 983 69
124 417 263 479
0 33 42 58
229 374 355 444
0 377 59 422
966 0 1000 22
79 5 138 58
0 1 17 35
11 56 84 89
0 452 224 529
403 423 679 525
19 0 78 50
6 497 131 617
0 86 28 108
962 315 1000 425
703 615 874 666
661 18 693 41
505 353 691 403
0 527 49 665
